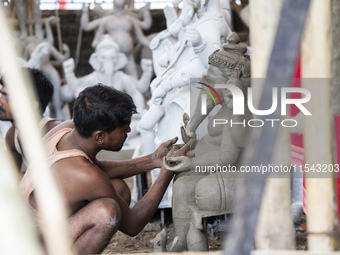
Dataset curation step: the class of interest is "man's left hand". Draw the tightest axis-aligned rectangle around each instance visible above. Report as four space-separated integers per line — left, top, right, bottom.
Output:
151 137 178 168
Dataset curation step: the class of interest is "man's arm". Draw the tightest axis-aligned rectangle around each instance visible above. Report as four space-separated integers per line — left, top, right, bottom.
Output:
79 144 189 236
99 137 179 179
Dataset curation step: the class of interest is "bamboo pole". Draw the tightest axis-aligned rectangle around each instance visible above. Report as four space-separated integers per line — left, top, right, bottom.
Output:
301 0 335 251
250 0 295 250
0 141 44 255
27 0 34 36
0 5 73 255
331 0 340 117
55 9 63 53
250 0 283 80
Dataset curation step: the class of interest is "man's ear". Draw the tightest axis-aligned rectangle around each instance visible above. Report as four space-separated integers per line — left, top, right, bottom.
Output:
94 131 104 145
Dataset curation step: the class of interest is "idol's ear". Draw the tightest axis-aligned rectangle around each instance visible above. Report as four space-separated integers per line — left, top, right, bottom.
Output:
114 53 128 71
89 53 100 71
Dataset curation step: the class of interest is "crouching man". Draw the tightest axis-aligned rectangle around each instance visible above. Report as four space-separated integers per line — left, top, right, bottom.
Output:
20 84 188 254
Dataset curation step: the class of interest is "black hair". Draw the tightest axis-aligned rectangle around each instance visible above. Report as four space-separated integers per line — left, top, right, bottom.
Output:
0 68 54 114
73 84 137 138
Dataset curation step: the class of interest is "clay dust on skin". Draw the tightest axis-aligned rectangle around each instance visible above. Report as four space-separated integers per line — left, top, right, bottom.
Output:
107 216 118 228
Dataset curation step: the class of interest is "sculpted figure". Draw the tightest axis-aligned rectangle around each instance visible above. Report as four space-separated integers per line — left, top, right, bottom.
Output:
136 0 230 207
137 0 229 156
220 0 233 43
92 1 150 20
21 16 60 60
81 0 152 78
14 0 42 39
27 24 70 120
160 33 251 252
15 16 70 120
62 35 152 113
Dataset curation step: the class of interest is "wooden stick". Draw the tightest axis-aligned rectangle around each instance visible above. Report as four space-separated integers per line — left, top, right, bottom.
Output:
250 1 283 80
301 0 336 251
55 9 63 53
224 1 310 254
250 0 295 250
0 4 73 255
0 139 44 255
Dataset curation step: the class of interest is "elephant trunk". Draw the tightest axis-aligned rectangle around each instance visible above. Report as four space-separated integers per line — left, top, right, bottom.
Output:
100 61 115 86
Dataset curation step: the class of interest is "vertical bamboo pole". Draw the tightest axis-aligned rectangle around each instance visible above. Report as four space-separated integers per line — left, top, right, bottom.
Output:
0 143 44 255
250 0 283 80
55 9 63 53
0 4 73 255
301 0 335 251
331 0 340 117
250 0 295 250
27 0 33 36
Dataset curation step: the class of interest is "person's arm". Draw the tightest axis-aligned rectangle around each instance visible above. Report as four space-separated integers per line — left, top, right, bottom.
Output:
49 44 70 63
91 20 106 48
134 2 152 30
99 137 178 179
137 59 153 94
81 5 102 31
183 26 221 67
79 144 189 236
45 16 56 45
121 75 145 113
62 58 81 100
132 21 150 48
5 126 23 170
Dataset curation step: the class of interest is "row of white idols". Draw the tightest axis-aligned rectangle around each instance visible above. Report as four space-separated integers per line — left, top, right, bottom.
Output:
2 0 305 252
12 0 234 208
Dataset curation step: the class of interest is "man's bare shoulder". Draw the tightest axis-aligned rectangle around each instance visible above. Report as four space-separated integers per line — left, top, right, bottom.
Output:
5 125 15 147
5 126 24 169
43 119 62 135
55 156 115 202
44 120 74 139
56 156 108 184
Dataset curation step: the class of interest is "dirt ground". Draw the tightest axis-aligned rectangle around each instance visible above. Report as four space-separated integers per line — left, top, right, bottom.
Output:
102 224 224 254
98 150 307 254
102 213 307 254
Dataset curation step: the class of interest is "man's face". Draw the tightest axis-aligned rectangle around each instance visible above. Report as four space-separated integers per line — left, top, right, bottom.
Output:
105 121 131 151
0 85 13 122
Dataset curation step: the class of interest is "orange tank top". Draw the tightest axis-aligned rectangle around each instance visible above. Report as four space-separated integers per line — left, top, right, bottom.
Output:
19 127 93 229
